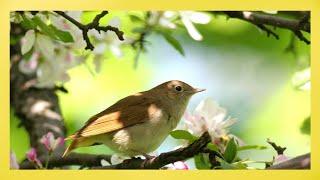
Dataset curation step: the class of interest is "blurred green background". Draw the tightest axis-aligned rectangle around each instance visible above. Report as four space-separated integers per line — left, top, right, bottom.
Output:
11 11 310 167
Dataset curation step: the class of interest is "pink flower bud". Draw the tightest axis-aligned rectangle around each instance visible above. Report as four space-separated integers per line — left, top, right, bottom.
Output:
173 161 189 170
40 132 64 152
26 148 37 162
26 148 42 168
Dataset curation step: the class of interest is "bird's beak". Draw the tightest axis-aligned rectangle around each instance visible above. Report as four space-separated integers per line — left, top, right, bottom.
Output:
193 88 206 93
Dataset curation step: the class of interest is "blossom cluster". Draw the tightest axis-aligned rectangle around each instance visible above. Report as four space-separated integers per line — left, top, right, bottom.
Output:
10 132 64 169
11 11 212 88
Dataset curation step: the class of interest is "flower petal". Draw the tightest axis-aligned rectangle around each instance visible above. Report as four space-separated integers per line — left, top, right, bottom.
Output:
101 159 111 166
18 52 39 74
21 30 35 55
173 161 189 170
26 148 37 162
36 34 55 60
195 98 226 122
110 154 127 165
181 15 203 41
188 12 211 24
10 151 19 169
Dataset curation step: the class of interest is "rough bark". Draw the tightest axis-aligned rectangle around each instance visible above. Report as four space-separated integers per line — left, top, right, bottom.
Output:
267 153 310 169
19 152 111 169
10 23 66 157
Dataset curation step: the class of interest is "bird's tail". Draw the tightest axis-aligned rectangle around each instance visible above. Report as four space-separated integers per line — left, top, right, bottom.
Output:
62 134 78 158
62 136 97 158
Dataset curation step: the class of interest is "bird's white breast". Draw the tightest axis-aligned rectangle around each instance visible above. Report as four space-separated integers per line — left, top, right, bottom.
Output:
99 108 180 156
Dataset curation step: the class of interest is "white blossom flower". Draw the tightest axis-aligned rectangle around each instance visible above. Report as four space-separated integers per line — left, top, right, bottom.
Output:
10 12 22 23
50 11 86 49
36 48 82 88
90 17 124 57
110 154 129 165
89 17 128 72
146 11 175 29
18 51 40 74
100 154 128 166
21 29 36 55
160 11 178 29
149 11 211 41
292 67 310 91
100 159 111 166
35 33 56 60
262 11 278 14
166 161 189 170
16 12 86 88
179 11 211 41
184 98 237 142
10 151 19 169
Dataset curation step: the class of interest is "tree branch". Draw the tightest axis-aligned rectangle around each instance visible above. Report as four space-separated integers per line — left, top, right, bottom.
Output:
18 133 310 169
268 153 310 169
19 153 111 169
54 11 124 50
222 11 310 44
19 132 211 169
92 132 211 169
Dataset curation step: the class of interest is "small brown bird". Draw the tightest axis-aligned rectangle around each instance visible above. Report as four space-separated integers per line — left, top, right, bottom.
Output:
62 80 205 157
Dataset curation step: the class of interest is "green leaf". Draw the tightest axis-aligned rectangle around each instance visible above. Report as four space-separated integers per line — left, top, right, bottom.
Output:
194 154 211 169
159 31 185 56
170 130 198 142
217 158 247 169
32 17 74 43
219 159 235 169
300 116 310 135
131 27 145 33
22 48 34 61
129 15 144 23
223 138 237 163
20 14 37 29
207 142 219 152
49 25 74 43
237 145 267 151
32 16 57 40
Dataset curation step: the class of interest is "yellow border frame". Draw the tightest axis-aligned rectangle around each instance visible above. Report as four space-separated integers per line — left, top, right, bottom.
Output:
1 0 319 179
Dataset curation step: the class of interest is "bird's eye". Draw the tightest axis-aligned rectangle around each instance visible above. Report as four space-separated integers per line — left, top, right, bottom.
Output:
175 86 182 92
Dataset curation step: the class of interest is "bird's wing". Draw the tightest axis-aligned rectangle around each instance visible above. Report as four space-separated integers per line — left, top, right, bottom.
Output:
70 93 161 138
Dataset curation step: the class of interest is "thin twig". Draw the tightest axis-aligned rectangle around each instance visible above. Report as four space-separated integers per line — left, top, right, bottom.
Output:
222 11 310 44
54 11 124 50
267 138 287 155
256 24 279 39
